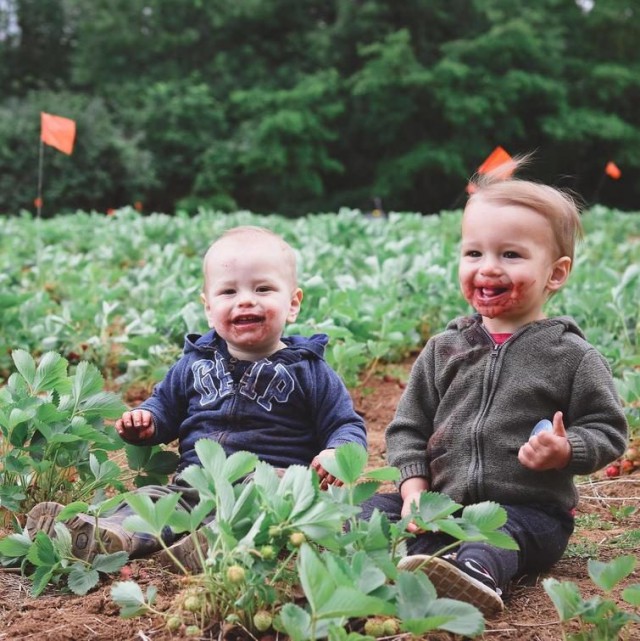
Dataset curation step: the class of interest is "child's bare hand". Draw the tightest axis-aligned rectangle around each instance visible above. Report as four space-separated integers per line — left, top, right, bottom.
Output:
401 490 424 533
518 411 571 471
399 477 429 533
115 409 155 442
311 449 342 490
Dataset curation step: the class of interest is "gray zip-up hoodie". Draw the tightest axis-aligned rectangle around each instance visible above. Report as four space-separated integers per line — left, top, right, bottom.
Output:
386 315 628 511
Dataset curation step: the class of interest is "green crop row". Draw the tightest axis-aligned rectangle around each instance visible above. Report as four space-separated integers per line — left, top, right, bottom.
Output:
1 206 638 425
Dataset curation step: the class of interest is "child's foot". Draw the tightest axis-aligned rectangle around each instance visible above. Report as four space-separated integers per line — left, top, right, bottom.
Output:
25 502 135 561
154 529 209 574
398 554 504 617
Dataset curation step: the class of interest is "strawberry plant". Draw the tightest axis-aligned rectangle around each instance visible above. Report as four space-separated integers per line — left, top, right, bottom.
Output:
0 349 179 520
0 350 126 517
543 555 640 640
0 494 130 596
110 441 518 639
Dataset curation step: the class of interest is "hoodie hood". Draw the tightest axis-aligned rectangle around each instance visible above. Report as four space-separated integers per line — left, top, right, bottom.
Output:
446 313 586 340
182 330 328 360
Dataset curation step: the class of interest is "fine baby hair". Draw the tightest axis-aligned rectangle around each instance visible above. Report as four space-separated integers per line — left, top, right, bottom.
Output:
202 225 299 290
468 154 584 264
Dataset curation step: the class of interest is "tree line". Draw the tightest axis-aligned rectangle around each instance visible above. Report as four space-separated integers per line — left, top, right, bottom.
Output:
1 0 638 217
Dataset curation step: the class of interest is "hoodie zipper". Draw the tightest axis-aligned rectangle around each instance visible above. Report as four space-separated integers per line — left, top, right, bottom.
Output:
468 325 522 501
480 324 510 388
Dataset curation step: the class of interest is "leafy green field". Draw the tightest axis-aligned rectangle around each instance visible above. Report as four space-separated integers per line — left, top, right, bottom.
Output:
2 206 638 387
2 205 638 469
0 205 637 449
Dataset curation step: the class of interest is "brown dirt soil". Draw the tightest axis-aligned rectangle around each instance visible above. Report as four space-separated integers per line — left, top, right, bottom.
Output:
2 358 639 641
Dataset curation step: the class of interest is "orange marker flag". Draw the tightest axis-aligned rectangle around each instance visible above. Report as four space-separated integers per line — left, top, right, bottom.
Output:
605 161 621 180
477 146 513 177
40 112 76 155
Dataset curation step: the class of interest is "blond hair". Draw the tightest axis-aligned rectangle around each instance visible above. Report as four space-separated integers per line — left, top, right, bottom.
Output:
202 226 298 289
467 156 584 262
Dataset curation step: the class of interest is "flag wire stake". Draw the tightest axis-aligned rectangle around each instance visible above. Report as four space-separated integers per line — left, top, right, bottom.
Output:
35 137 45 273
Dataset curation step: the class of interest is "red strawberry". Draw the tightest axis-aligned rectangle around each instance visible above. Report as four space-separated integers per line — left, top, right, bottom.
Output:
605 464 620 478
620 459 635 474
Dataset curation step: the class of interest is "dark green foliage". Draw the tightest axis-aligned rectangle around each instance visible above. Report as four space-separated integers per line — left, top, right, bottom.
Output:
0 0 639 216
0 91 155 216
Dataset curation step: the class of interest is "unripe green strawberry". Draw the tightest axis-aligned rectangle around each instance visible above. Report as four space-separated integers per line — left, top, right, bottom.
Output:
253 610 273 632
364 618 385 637
165 615 182 632
226 565 246 583
260 545 275 560
183 595 202 612
382 618 399 635
185 625 201 636
289 532 305 547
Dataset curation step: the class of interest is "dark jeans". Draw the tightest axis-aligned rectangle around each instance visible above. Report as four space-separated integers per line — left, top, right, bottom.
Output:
359 492 574 593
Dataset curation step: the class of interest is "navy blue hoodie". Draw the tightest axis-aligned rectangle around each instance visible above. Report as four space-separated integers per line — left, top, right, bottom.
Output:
133 331 367 471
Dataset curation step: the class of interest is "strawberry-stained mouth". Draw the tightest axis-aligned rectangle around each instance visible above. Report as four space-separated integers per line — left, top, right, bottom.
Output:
468 282 517 318
232 314 264 326
476 286 509 302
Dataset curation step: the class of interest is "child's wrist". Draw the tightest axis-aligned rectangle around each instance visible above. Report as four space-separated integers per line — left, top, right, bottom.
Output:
400 476 429 499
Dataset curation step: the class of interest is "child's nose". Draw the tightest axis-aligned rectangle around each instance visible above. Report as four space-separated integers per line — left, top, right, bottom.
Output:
237 290 257 306
479 256 501 275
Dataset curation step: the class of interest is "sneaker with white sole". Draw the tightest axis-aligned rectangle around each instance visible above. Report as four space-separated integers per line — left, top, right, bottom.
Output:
398 554 504 617
25 501 157 561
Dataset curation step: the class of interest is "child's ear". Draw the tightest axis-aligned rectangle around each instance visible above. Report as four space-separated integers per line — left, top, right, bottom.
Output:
201 292 215 328
287 288 303 323
547 256 571 293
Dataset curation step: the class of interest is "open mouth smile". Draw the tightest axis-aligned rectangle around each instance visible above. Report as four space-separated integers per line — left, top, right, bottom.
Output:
476 286 509 301
232 315 264 326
